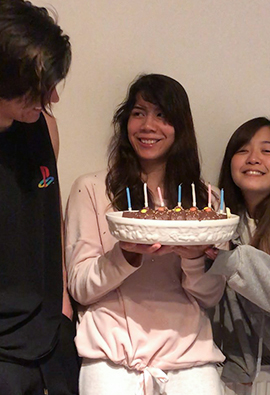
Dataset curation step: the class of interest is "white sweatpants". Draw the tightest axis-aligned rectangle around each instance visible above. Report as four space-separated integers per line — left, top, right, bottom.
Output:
79 359 224 395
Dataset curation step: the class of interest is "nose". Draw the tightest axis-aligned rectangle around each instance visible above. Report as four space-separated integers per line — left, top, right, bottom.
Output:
142 114 157 132
246 149 261 164
50 87 59 104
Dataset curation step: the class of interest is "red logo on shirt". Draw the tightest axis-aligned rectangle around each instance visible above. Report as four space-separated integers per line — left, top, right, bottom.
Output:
38 166 54 188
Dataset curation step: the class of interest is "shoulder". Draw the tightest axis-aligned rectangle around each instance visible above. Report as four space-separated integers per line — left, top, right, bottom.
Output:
70 169 108 195
43 112 59 159
67 169 111 214
73 169 107 186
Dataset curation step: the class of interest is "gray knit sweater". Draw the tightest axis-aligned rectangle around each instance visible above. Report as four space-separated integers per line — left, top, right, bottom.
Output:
208 223 270 383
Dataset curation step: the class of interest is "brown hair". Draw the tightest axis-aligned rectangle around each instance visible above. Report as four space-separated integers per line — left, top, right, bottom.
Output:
106 73 207 210
0 0 71 110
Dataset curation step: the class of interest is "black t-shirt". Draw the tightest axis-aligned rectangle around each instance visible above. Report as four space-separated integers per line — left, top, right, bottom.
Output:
0 114 62 362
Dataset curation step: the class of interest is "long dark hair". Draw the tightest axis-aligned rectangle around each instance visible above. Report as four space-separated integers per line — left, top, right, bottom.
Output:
106 73 208 210
218 117 270 253
0 0 71 109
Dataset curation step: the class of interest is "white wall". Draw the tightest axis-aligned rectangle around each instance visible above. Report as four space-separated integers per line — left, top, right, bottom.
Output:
32 0 270 208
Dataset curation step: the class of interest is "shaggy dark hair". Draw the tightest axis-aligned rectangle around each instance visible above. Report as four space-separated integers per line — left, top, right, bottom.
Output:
0 0 71 109
218 117 270 253
106 73 208 210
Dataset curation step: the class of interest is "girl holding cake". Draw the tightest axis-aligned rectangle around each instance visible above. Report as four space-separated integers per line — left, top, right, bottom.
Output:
207 117 270 393
65 73 226 395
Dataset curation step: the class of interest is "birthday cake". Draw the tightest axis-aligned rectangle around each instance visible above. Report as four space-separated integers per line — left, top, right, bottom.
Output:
123 183 228 221
105 183 239 245
106 210 239 245
123 206 228 221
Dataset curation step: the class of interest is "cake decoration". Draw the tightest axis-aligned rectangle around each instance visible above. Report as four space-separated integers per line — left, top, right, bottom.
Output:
143 183 148 208
219 188 224 213
191 182 196 208
122 183 228 222
178 184 182 207
208 183 212 208
157 186 165 207
185 206 200 220
125 187 132 212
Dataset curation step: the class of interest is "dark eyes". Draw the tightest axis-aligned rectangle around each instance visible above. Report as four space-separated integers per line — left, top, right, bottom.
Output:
131 110 143 117
130 109 166 120
157 112 165 118
235 148 270 154
235 148 248 154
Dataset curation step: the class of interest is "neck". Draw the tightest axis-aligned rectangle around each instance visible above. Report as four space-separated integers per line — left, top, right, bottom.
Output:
0 117 13 133
244 192 266 218
0 125 12 133
141 161 166 199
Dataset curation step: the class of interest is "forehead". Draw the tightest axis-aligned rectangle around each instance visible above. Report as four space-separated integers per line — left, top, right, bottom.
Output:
134 94 159 110
250 126 270 143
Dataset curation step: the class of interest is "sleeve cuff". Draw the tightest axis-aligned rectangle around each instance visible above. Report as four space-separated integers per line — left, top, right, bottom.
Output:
208 248 240 278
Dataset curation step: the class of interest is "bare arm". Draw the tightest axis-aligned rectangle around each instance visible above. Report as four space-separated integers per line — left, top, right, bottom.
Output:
44 112 73 320
44 112 59 159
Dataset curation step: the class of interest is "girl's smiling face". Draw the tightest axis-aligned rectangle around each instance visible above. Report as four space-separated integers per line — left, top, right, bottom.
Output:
231 126 270 206
127 95 175 169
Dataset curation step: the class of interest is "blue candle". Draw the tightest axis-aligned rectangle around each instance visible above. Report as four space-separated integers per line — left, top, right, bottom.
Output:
220 188 224 212
178 184 182 206
126 187 132 211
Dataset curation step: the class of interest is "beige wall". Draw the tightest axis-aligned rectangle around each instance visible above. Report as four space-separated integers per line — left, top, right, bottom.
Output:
32 0 270 208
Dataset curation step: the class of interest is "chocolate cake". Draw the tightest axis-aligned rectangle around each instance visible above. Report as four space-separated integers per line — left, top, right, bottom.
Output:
170 206 186 220
123 207 155 219
198 207 221 220
153 206 171 220
185 207 201 220
123 206 227 221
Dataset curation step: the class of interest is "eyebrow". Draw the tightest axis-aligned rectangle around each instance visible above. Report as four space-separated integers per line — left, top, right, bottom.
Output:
133 103 161 112
133 104 144 109
261 141 270 144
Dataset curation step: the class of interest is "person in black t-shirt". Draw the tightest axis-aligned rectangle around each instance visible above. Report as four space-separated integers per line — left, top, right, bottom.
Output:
0 1 80 394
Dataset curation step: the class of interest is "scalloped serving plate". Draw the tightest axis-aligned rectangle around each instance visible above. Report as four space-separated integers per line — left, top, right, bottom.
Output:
106 211 240 245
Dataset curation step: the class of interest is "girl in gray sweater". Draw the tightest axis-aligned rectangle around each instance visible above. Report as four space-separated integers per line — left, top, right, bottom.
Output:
207 117 270 391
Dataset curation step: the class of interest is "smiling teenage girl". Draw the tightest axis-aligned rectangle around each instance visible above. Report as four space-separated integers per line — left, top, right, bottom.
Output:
65 74 225 395
208 117 270 392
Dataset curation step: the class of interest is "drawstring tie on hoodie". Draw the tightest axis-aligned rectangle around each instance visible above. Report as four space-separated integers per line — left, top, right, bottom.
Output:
136 367 168 395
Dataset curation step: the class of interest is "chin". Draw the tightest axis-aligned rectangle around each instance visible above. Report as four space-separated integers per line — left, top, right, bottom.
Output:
24 113 41 123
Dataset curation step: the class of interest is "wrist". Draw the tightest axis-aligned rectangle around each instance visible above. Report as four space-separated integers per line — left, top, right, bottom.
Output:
121 249 141 267
205 246 219 260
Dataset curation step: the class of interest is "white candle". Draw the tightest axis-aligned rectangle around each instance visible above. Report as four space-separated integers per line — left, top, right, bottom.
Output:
191 183 196 207
143 183 148 208
208 182 211 208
